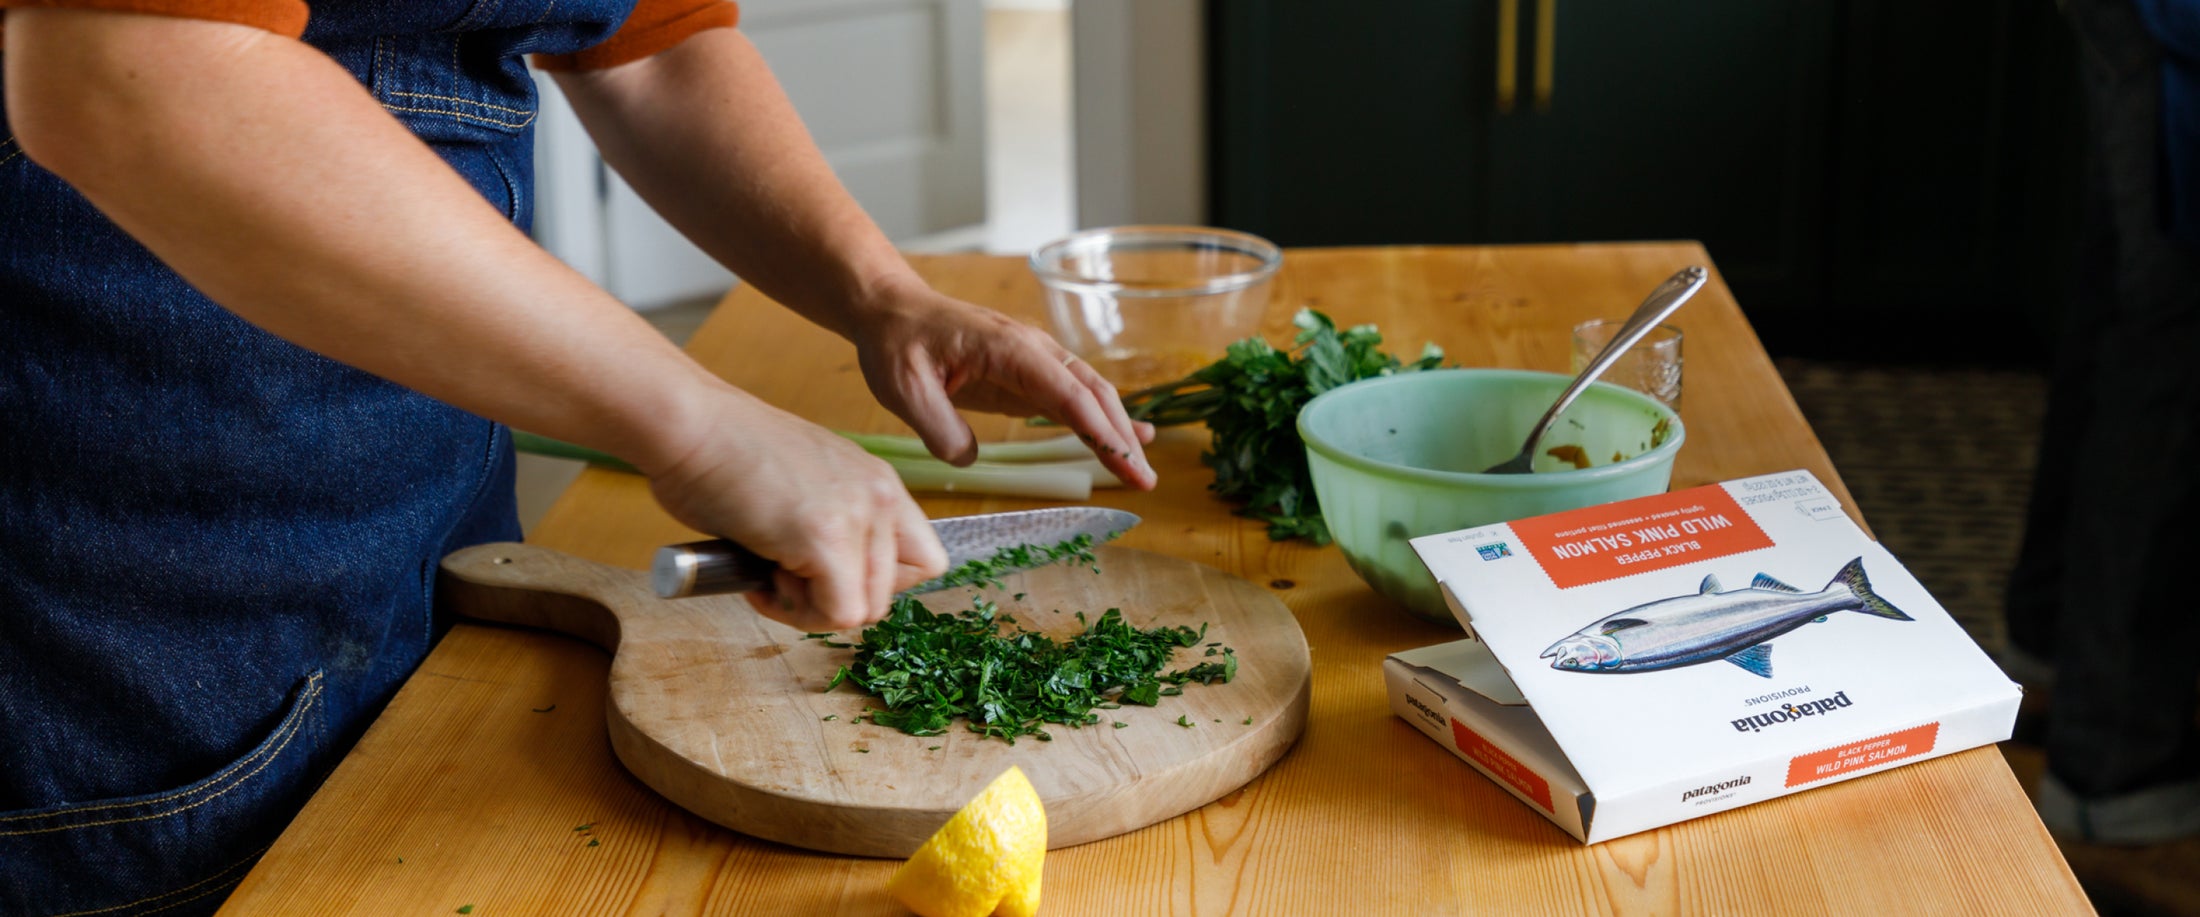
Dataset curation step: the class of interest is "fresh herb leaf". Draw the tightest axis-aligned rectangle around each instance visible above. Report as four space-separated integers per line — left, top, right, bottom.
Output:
1121 682 1162 707
1162 650 1238 686
804 538 1236 743
1176 715 1194 728
1119 309 1444 544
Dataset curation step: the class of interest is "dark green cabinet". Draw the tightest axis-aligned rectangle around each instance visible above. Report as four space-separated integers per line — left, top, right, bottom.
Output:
1210 0 2079 362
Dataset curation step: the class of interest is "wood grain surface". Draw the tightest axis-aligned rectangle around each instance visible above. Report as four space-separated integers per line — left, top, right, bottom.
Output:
435 541 1311 857
223 244 2092 916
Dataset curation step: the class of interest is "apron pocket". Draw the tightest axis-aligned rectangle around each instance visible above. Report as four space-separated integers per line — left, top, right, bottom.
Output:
0 670 331 917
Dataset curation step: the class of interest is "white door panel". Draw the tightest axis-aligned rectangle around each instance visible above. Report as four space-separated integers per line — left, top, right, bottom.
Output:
533 0 985 309
745 0 986 239
749 7 945 149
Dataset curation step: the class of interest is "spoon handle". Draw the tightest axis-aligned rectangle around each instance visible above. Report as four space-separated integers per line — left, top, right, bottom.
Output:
1525 265 1706 444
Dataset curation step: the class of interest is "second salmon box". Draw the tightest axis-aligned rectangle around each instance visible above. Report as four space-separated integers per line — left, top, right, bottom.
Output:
1385 469 2020 843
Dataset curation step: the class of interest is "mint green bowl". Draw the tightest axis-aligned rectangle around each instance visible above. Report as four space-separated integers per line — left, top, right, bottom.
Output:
1297 368 1685 624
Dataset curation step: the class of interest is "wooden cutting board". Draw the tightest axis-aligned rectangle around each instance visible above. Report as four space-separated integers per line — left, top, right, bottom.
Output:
437 542 1312 858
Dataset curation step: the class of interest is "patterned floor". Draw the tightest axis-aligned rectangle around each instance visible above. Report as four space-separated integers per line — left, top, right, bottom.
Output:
1773 359 2049 659
1777 360 2200 917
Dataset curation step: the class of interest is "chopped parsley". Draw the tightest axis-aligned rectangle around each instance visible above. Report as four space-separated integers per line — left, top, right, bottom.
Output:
806 538 1236 743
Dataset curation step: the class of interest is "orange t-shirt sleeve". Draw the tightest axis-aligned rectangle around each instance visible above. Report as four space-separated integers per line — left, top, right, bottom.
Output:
532 0 739 72
0 0 306 38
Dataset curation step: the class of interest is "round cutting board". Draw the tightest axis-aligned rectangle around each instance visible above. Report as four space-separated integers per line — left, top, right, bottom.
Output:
440 542 1312 857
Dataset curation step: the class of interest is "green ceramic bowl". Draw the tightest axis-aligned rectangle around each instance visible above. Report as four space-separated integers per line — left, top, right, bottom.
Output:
1297 368 1685 624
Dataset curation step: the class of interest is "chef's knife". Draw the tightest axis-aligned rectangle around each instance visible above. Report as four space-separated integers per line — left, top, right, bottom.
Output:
651 506 1141 599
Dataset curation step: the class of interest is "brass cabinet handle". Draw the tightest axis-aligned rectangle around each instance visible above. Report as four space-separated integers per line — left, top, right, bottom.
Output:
1496 0 1519 113
1534 0 1556 110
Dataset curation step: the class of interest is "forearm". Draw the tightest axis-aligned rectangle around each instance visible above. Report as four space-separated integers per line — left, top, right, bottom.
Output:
549 28 921 339
3 8 727 475
548 24 1157 490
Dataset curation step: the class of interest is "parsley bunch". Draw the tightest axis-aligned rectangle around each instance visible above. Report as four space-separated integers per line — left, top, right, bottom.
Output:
808 537 1238 744
1121 309 1443 544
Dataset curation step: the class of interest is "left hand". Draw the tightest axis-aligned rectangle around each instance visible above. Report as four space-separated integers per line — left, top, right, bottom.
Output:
851 280 1157 490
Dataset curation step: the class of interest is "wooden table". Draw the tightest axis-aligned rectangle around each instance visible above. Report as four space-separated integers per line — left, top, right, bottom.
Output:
224 243 2091 915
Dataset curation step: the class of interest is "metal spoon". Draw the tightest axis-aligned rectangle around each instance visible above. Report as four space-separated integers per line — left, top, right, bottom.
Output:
1481 265 1708 474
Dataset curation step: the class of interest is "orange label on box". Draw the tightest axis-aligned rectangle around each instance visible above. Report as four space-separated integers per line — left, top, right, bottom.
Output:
1509 484 1775 589
1785 723 1941 788
1451 719 1553 812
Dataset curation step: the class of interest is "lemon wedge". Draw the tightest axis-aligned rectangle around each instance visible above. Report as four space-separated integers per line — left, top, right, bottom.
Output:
888 765 1047 917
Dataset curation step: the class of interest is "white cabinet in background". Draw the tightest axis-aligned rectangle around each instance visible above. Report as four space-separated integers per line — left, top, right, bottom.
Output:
532 0 987 310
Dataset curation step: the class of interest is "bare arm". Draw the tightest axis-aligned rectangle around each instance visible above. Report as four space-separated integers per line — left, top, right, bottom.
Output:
3 8 942 629
549 29 1156 487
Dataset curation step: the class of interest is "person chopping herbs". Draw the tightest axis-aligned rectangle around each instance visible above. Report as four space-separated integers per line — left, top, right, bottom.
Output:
0 1 1153 912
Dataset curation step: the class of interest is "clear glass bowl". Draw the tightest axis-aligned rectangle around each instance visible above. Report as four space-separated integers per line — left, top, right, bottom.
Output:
1031 226 1283 389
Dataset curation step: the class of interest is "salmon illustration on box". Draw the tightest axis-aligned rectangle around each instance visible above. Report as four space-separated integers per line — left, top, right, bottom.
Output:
1383 470 2020 843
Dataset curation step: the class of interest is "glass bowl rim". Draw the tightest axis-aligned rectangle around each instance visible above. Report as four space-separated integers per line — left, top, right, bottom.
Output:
1029 225 1283 299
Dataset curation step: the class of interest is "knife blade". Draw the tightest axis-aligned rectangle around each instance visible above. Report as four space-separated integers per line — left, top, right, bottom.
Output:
650 506 1142 599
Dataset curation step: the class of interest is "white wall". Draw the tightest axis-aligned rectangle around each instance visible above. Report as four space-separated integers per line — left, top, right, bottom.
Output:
1070 0 1207 229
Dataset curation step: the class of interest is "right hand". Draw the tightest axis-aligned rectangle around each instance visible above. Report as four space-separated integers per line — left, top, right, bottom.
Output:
642 388 947 632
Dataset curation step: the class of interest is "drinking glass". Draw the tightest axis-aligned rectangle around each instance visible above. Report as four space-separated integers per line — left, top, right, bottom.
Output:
1572 320 1682 411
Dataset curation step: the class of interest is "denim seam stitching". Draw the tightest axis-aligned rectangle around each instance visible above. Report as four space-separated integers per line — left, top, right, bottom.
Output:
45 843 272 917
1 135 21 169
487 145 523 222
0 674 323 835
381 103 538 130
384 89 536 118
125 872 251 917
429 422 510 644
0 671 323 824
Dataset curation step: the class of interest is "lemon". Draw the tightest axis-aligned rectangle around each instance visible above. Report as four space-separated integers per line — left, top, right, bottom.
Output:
888 766 1047 917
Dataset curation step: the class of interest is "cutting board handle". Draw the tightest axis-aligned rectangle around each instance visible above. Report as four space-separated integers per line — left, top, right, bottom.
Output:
438 542 660 653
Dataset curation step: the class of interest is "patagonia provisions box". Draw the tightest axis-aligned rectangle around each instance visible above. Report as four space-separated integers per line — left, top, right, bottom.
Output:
1384 469 2020 843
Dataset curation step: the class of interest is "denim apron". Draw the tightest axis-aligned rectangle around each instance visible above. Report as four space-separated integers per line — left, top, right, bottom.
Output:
0 1 633 911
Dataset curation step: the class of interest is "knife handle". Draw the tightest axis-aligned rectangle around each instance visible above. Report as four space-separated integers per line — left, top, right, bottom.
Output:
652 539 776 598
